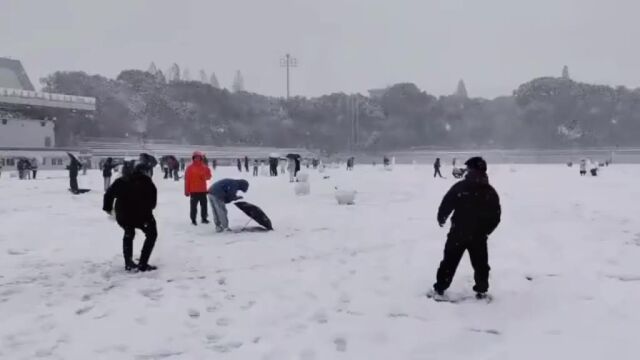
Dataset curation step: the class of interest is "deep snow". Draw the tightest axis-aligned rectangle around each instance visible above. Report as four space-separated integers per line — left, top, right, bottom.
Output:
1 164 639 359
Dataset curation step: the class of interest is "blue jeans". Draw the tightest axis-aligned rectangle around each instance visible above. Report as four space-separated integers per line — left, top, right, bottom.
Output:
208 195 228 230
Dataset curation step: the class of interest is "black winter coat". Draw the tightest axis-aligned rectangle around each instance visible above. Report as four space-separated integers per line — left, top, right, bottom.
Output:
103 163 115 177
437 172 501 236
68 160 81 178
103 173 157 226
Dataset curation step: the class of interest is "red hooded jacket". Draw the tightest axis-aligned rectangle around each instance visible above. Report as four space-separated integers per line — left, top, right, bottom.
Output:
184 157 212 195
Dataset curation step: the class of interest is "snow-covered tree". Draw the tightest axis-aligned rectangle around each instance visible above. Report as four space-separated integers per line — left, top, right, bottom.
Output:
154 69 166 83
199 70 208 83
148 62 158 74
210 73 220 89
562 65 570 80
455 79 468 98
182 68 191 81
232 70 245 92
167 63 180 82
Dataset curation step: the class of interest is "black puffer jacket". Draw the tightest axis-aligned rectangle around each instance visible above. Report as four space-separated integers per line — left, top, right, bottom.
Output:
437 171 501 236
103 172 157 226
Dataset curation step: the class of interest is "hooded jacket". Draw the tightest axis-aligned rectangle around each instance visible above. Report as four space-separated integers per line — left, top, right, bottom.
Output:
103 170 157 226
209 179 249 204
437 170 501 236
185 156 212 195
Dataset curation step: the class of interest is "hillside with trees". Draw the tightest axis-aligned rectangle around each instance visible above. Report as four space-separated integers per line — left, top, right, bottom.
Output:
41 67 640 152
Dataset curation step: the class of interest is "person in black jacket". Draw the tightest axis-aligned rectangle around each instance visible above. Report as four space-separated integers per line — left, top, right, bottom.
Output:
102 157 116 191
434 158 443 178
68 157 82 194
432 157 501 299
103 162 158 272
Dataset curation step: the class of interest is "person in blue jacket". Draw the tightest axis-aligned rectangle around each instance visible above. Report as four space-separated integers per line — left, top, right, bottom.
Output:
208 179 250 232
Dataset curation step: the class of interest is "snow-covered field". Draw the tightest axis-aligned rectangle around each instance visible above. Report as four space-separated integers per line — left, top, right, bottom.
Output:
1 164 639 360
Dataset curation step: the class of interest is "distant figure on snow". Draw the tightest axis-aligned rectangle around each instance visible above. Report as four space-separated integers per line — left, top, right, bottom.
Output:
208 179 249 232
67 157 82 194
244 156 249 172
434 158 444 178
253 160 259 177
288 158 296 182
102 157 117 191
103 162 158 272
431 157 501 301
185 151 212 226
237 158 242 172
579 159 587 176
30 158 38 179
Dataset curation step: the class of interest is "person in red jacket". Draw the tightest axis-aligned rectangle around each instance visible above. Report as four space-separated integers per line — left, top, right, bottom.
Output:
185 151 212 225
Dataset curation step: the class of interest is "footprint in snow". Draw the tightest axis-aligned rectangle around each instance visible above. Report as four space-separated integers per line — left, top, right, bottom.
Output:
310 310 328 324
334 337 347 352
188 309 200 318
469 328 500 335
212 341 243 353
240 300 256 310
216 317 231 327
75 305 94 315
205 333 223 344
139 288 163 301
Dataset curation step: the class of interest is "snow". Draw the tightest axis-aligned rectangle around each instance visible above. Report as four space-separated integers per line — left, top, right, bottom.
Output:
1 164 639 359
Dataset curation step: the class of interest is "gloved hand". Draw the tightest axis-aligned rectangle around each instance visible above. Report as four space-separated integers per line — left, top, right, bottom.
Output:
185 192 190 197
438 219 445 228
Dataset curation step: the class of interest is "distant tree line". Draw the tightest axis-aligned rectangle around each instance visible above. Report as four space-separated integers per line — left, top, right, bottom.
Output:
40 68 640 153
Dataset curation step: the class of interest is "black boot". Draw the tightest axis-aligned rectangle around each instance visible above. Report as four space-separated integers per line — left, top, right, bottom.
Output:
138 263 157 272
125 260 138 271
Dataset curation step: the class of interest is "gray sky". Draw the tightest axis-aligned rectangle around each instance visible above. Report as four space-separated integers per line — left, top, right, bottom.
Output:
2 0 639 98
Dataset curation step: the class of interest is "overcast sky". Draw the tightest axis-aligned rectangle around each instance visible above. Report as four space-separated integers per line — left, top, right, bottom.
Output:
2 0 639 98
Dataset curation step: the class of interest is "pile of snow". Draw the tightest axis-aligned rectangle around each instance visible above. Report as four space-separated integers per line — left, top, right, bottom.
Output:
294 173 310 196
335 189 357 205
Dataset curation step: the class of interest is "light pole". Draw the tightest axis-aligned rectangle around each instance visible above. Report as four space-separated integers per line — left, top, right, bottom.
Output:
280 53 298 99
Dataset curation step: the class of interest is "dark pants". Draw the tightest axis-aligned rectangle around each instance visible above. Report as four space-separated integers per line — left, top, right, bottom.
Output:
70 176 79 193
121 218 157 267
434 168 443 178
434 231 490 293
164 168 169 179
190 193 208 222
253 167 258 176
32 170 37 179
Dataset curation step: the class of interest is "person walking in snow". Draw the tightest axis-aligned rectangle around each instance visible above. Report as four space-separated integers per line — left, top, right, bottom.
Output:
237 158 242 172
30 158 38 179
185 151 212 226
102 157 116 191
431 157 501 300
434 158 444 178
208 179 249 232
244 156 249 172
103 161 158 272
253 159 259 177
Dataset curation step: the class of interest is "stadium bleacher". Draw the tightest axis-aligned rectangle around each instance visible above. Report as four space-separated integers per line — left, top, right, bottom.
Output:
78 138 317 160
